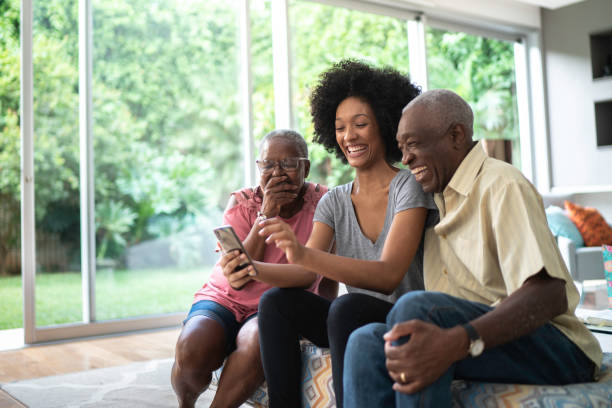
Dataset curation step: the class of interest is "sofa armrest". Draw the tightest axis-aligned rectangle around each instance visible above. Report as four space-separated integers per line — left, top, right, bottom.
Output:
575 246 605 281
557 235 577 279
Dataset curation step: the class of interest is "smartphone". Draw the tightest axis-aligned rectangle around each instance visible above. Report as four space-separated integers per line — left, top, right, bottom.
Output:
213 225 258 277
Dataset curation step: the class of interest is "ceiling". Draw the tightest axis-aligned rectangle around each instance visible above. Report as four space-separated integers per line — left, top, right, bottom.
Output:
510 0 586 9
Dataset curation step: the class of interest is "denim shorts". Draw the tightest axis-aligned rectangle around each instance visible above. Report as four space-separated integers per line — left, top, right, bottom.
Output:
183 300 256 354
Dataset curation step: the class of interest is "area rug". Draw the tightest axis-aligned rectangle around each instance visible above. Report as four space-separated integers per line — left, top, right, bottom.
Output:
0 358 237 407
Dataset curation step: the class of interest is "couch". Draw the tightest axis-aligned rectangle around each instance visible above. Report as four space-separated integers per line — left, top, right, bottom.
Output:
541 192 607 281
210 340 612 407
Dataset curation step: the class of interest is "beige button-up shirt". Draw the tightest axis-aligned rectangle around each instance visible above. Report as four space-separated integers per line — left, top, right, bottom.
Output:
424 144 602 368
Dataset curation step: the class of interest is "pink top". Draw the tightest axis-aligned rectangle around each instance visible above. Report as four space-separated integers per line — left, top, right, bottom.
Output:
193 182 328 322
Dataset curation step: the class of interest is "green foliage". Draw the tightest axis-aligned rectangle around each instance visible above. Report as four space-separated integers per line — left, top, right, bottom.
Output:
0 267 208 329
0 0 21 275
0 0 246 273
290 1 411 187
0 272 22 329
0 0 521 279
426 28 519 142
251 0 275 142
95 200 137 260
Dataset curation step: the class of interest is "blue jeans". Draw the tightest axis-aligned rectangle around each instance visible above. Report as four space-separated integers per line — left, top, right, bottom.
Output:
343 291 595 408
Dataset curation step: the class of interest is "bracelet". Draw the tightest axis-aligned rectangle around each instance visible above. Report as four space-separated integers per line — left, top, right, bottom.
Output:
256 211 267 223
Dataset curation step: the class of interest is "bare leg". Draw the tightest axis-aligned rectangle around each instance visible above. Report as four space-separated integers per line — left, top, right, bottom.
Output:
211 317 265 408
171 315 227 408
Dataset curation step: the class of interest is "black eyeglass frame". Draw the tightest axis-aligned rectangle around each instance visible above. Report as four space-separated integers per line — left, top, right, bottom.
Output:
255 157 308 173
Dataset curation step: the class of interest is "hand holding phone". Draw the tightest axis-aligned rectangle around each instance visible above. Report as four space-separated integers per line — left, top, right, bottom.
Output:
213 225 258 286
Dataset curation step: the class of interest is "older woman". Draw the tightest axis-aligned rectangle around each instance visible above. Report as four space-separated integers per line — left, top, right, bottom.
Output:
256 60 437 408
171 129 327 408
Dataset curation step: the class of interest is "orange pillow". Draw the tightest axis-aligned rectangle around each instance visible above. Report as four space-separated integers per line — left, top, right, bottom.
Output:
564 200 612 246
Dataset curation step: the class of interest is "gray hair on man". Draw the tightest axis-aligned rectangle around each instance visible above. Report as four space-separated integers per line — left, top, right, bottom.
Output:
402 89 474 138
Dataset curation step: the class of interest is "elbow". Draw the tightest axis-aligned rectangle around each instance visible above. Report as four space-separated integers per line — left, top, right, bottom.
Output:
551 278 568 317
301 271 318 288
378 267 412 295
378 276 404 296
533 269 568 318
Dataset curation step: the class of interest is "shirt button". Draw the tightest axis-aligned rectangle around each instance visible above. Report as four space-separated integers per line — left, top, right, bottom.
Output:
441 233 447 239
443 268 448 275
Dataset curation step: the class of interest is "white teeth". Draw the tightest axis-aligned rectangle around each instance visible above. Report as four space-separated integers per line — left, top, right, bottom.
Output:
347 145 366 153
411 166 426 175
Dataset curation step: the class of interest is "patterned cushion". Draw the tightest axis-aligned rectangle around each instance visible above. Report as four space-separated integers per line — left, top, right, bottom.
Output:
451 353 612 407
604 245 612 300
210 339 333 408
565 201 612 247
212 344 612 408
300 341 334 408
545 205 585 247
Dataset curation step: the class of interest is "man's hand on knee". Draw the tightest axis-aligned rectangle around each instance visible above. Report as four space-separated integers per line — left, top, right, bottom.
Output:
383 320 468 394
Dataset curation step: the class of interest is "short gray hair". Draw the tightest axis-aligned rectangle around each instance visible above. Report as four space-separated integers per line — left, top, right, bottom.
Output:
403 89 473 137
259 129 308 158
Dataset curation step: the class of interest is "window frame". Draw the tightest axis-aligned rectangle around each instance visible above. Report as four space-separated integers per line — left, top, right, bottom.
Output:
16 0 547 345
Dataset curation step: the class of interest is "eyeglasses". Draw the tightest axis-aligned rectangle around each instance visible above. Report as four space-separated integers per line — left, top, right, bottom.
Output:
255 157 308 173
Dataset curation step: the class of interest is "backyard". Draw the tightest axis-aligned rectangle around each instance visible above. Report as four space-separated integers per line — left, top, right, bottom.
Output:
0 266 209 330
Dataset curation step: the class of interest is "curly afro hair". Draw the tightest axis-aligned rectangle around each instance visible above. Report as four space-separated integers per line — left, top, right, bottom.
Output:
310 59 421 164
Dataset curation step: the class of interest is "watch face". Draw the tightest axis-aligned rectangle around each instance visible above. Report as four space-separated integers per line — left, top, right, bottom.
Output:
470 338 485 357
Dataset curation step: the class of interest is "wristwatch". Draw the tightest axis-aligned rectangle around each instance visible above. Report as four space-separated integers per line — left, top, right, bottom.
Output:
462 323 485 357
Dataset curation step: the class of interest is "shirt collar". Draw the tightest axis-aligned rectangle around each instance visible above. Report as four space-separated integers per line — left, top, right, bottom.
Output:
444 142 487 197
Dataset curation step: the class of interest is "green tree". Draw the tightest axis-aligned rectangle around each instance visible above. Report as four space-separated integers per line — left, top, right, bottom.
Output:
0 0 24 274
427 29 519 142
0 0 521 275
290 1 412 187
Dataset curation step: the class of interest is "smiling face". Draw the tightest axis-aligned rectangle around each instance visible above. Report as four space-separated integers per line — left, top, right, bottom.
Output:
258 137 309 194
396 105 463 193
334 96 385 169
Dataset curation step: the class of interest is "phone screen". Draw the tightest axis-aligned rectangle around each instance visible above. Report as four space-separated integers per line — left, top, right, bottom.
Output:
213 225 255 272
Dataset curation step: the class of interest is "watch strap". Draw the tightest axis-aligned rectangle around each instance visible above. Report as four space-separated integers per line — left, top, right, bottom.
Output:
462 322 479 342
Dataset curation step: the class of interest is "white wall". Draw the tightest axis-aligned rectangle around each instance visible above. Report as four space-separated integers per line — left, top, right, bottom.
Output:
369 0 541 31
541 0 612 219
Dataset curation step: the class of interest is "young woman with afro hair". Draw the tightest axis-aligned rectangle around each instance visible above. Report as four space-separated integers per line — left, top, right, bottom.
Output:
255 60 438 407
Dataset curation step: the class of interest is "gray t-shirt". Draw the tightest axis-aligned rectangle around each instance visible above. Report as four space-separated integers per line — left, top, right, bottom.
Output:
313 169 437 303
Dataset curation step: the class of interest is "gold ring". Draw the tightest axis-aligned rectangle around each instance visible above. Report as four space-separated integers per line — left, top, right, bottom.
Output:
400 372 407 383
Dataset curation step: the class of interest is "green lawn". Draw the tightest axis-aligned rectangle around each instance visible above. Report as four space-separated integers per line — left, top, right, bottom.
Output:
0 267 210 330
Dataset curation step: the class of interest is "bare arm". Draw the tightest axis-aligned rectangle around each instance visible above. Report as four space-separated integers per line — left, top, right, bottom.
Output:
384 269 567 394
222 219 335 289
222 195 265 262
260 207 427 294
469 269 567 349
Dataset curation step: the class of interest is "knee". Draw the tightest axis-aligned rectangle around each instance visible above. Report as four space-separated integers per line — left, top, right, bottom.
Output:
174 323 224 374
235 320 260 359
258 287 293 318
345 323 386 369
327 293 360 329
387 291 450 326
174 331 206 370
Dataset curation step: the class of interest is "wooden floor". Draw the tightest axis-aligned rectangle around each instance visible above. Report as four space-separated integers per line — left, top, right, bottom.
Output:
0 327 181 408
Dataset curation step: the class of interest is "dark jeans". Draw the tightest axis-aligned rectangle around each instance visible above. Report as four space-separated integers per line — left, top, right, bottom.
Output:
344 291 596 408
258 288 393 408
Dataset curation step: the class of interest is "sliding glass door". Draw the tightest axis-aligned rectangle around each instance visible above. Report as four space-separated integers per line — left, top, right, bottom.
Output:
0 0 22 331
32 0 83 328
7 0 536 345
289 0 416 186
90 0 242 321
426 26 522 168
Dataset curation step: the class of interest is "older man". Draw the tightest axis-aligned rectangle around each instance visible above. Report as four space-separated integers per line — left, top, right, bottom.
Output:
343 89 602 407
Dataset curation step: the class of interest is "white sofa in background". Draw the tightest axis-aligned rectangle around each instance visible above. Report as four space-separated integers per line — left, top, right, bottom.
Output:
556 235 606 281
541 192 606 282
